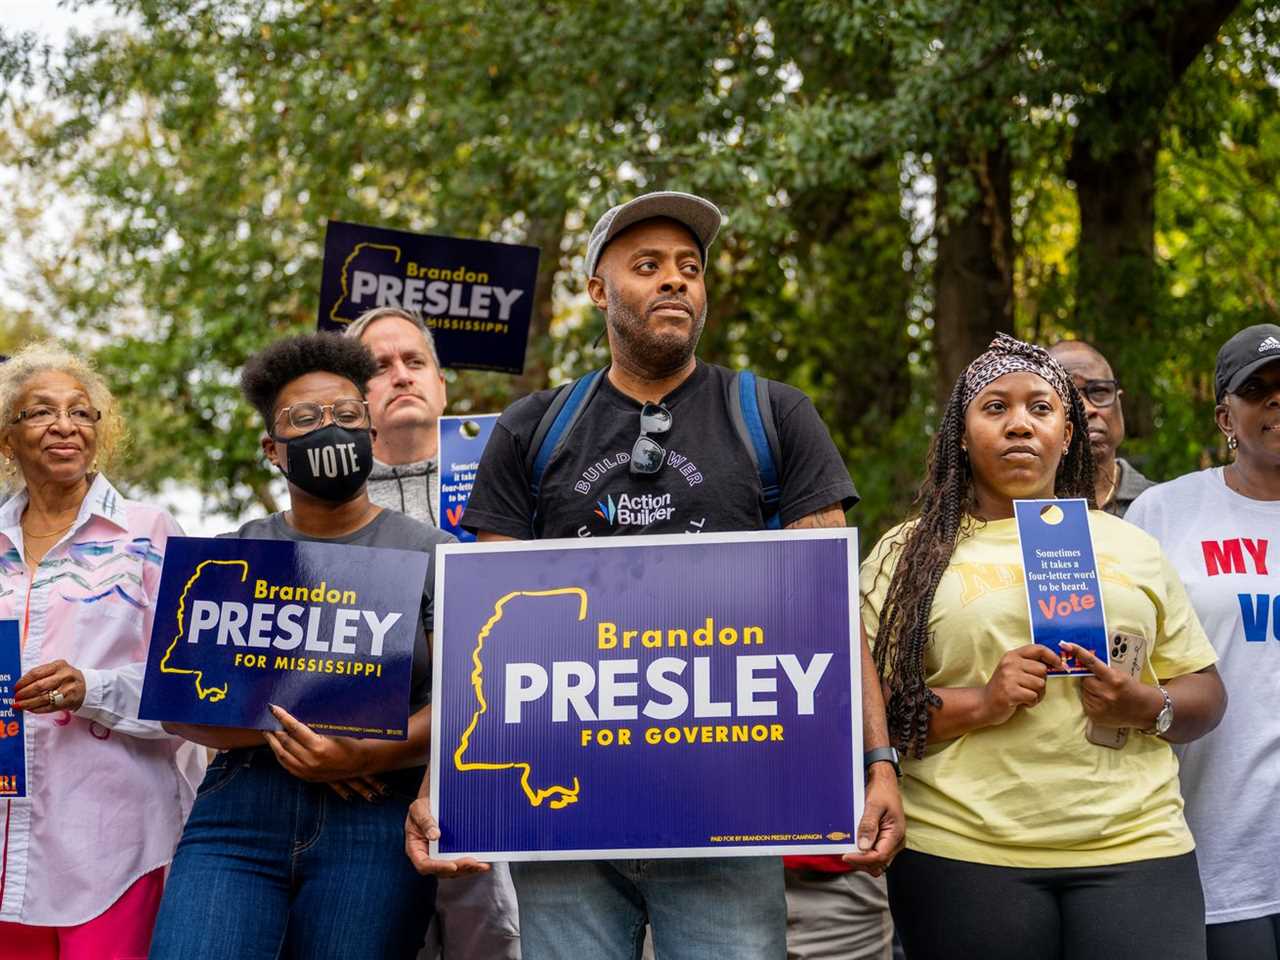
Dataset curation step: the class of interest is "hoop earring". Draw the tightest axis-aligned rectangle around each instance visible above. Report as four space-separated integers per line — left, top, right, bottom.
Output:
1227 435 1238 451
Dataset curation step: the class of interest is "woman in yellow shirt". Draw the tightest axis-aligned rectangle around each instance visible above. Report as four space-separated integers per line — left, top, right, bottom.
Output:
865 334 1226 960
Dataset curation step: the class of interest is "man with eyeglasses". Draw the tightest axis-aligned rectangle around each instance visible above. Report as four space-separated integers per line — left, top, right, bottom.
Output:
404 191 905 960
1048 340 1155 517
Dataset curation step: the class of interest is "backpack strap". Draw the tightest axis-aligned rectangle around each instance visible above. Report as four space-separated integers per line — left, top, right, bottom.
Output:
730 370 783 529
526 367 607 509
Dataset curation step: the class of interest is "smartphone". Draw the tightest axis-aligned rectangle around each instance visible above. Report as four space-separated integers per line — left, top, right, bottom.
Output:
1085 631 1149 749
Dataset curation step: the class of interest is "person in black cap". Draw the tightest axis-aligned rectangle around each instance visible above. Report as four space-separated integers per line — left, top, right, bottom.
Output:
403 190 905 960
1127 322 1280 960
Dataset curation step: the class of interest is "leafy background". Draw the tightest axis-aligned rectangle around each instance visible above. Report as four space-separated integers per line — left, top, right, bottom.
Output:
1 1 1276 545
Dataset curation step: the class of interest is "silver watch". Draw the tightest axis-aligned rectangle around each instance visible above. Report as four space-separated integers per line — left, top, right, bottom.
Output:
1141 685 1173 736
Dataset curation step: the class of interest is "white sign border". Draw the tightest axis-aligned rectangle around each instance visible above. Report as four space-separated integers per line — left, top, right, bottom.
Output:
429 527 863 862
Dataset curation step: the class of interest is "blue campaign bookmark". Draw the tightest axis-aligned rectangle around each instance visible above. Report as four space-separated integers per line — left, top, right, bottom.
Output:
1013 499 1109 676
0 619 27 800
438 414 499 543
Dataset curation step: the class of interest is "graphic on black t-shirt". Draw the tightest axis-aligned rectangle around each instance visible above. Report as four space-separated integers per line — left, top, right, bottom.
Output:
462 362 858 540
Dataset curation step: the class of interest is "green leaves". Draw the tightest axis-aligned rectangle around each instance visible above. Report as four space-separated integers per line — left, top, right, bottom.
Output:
0 0 1274 542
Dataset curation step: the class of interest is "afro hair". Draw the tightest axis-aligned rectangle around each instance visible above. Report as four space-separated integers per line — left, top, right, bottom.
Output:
240 332 378 429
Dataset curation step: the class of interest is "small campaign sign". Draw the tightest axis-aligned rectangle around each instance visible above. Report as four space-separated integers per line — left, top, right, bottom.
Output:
0 619 27 800
430 530 862 861
317 220 539 374
438 414 499 542
139 537 427 739
1014 498 1109 676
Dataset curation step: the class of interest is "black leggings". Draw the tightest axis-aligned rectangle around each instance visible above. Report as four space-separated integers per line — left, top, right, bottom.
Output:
887 849 1206 960
1207 914 1280 960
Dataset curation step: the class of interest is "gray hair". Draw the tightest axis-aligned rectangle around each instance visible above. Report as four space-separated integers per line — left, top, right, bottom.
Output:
0 341 127 483
343 307 442 370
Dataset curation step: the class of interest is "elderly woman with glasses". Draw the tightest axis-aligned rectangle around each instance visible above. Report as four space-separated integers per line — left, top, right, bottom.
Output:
149 333 453 960
0 342 204 960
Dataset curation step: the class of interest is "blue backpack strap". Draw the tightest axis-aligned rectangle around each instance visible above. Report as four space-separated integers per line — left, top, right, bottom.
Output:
730 370 783 529
527 368 606 506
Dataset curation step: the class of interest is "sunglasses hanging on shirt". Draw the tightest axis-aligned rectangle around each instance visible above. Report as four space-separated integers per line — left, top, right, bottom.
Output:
630 402 672 476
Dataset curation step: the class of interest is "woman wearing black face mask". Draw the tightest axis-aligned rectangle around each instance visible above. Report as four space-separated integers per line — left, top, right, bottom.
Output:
150 334 454 960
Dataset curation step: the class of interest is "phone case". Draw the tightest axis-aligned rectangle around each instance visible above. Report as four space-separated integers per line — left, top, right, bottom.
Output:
1084 631 1149 749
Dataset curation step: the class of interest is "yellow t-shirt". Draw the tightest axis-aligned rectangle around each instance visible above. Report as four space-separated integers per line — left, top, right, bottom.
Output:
861 510 1217 868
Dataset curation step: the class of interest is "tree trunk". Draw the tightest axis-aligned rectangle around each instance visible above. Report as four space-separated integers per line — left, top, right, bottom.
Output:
933 141 1015 406
1068 0 1239 435
513 210 566 394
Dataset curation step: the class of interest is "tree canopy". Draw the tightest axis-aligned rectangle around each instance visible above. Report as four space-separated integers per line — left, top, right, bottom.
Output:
1 0 1276 541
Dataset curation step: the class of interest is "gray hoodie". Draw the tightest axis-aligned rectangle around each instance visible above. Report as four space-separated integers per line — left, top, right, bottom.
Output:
366 455 440 527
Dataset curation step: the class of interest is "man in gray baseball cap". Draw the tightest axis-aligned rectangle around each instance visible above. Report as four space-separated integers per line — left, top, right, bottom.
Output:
405 190 904 959
584 190 722 277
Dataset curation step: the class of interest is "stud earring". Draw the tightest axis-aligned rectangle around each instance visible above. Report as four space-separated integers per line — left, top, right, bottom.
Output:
1227 435 1238 451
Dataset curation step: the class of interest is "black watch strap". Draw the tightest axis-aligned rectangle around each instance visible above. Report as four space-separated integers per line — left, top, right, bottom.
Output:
864 746 901 779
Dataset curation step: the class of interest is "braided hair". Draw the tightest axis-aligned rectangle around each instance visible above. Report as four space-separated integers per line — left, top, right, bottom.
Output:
871 336 1097 758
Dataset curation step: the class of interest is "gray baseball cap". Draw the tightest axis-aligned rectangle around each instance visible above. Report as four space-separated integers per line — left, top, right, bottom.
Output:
1215 323 1280 401
585 191 722 277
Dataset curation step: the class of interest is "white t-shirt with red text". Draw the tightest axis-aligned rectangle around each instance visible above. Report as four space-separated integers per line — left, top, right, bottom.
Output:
1127 467 1280 924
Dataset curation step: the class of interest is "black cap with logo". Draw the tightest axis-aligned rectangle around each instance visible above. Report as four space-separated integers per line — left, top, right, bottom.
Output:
1215 323 1280 402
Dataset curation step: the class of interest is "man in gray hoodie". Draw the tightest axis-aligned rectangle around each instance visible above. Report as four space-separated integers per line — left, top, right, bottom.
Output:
346 306 521 960
346 307 447 524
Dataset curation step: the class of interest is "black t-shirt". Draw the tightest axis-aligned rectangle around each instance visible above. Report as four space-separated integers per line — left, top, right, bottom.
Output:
462 361 857 539
223 509 454 711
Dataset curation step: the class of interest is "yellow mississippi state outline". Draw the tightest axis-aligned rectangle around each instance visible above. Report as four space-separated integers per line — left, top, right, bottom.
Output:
328 242 402 324
158 559 250 703
453 588 588 810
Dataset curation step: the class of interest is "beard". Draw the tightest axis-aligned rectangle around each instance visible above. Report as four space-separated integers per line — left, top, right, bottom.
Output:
605 280 707 376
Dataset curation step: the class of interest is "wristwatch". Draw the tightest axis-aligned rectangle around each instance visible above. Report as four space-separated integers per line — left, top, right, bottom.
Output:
1141 685 1173 736
864 746 901 780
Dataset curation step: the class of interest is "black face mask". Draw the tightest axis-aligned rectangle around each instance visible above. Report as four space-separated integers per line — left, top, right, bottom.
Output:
274 425 373 502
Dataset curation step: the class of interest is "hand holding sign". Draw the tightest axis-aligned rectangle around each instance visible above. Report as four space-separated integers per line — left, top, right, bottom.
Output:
262 704 369 783
1059 642 1165 730
840 766 906 877
982 644 1066 725
13 660 86 714
405 781 490 878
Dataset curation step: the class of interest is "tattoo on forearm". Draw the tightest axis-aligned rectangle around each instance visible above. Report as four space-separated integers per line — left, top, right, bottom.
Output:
785 504 846 529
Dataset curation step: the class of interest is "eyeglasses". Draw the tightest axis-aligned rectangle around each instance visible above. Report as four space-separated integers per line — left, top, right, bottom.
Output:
629 402 672 476
1076 379 1120 408
11 405 102 429
273 399 369 433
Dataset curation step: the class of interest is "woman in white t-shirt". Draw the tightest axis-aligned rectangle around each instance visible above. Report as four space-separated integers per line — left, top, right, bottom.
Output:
1127 323 1280 960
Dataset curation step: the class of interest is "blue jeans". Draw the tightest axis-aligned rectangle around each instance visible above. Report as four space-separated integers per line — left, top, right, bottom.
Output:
510 857 786 960
149 748 436 959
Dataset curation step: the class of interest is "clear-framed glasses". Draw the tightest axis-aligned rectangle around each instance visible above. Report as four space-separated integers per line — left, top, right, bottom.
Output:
273 399 369 433
10 404 102 429
630 402 672 476
1077 379 1120 408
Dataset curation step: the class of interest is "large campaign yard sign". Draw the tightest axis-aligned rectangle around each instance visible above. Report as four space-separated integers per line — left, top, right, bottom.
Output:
139 537 426 739
430 530 863 861
317 220 540 374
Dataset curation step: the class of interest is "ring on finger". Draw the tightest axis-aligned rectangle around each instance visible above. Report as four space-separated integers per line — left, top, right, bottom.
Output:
47 689 65 708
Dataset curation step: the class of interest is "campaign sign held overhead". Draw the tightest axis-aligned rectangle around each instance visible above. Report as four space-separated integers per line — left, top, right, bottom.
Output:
0 620 27 800
139 537 426 739
317 220 539 374
438 414 499 542
430 530 863 861
1014 498 1109 676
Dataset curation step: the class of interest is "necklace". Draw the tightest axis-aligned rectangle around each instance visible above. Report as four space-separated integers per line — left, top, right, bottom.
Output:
1098 462 1119 506
22 519 76 542
22 519 75 539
